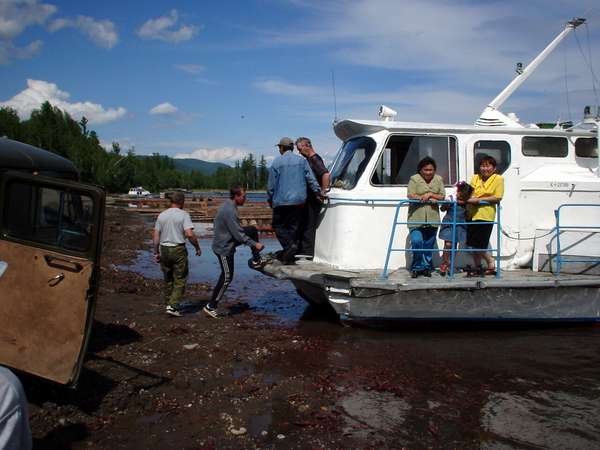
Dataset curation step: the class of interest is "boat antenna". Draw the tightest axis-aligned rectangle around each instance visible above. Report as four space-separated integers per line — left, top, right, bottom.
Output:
331 69 338 123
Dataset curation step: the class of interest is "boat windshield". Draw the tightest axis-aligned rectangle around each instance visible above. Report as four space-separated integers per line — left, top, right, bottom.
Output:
330 136 376 190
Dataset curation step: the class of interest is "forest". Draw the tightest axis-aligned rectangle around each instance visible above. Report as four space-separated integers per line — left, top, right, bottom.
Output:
0 101 269 193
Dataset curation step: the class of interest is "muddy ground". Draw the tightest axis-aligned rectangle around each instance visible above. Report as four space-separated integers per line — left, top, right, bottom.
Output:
22 207 418 449
22 206 466 450
21 207 600 449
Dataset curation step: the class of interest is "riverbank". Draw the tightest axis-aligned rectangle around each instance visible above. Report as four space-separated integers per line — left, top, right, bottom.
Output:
22 207 600 449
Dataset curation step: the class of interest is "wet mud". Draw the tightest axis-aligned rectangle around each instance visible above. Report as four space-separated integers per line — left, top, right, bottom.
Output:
22 207 600 449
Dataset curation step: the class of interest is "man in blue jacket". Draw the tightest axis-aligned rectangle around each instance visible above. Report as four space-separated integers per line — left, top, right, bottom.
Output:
267 137 322 264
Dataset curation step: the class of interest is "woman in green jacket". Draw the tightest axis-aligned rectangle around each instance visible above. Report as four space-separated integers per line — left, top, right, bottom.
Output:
407 157 446 278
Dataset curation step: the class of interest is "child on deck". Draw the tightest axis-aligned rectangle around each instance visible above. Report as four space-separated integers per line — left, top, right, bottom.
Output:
438 181 474 275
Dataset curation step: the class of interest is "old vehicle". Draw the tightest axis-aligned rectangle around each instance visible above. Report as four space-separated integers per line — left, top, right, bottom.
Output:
0 137 105 385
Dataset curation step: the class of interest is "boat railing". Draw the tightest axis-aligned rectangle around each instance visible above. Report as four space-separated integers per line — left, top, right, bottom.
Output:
553 204 600 276
325 197 501 280
380 199 501 280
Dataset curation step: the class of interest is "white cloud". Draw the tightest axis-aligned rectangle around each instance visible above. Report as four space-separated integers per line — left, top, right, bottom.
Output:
48 15 118 49
0 0 55 63
0 0 56 39
262 1 598 97
0 39 43 64
149 102 178 115
1 79 127 124
137 10 199 43
174 63 204 74
174 147 252 163
254 0 599 124
254 79 325 97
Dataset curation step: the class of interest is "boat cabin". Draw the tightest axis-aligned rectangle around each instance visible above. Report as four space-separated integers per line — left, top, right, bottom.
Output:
317 116 599 272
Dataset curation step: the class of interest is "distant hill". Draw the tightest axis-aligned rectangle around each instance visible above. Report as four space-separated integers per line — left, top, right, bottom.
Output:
173 158 231 175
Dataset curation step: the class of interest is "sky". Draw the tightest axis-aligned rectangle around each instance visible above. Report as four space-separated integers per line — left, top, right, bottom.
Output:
1 0 599 165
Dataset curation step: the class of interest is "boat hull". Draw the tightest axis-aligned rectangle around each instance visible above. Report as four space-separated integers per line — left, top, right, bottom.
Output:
324 284 600 324
261 261 600 324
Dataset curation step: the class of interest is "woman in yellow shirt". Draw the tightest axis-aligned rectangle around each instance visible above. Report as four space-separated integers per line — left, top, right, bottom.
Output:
466 155 504 275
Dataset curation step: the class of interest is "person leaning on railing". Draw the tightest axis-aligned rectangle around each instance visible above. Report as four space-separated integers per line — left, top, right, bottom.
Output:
406 156 446 278
466 154 504 275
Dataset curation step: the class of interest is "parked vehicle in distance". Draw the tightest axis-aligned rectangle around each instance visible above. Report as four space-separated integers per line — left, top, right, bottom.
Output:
0 137 105 385
128 186 151 197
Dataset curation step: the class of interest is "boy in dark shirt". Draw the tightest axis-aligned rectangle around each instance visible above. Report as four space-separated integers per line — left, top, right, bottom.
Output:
204 186 264 318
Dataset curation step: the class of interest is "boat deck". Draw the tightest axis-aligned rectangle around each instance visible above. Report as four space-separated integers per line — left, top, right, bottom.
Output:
261 259 600 291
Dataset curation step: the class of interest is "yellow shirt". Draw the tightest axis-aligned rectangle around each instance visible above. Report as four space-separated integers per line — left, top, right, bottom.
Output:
469 173 504 221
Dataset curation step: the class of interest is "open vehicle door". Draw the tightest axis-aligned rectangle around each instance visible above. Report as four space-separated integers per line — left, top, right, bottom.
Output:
0 172 105 385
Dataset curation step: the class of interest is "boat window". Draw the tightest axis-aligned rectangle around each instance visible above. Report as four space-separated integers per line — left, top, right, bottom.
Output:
330 136 376 190
473 140 511 174
371 135 457 185
522 136 568 157
4 181 95 252
575 138 598 158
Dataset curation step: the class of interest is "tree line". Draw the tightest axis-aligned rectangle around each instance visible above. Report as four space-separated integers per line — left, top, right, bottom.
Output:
0 101 269 193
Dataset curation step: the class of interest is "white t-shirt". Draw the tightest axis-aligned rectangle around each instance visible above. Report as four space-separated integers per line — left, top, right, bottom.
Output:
154 207 194 245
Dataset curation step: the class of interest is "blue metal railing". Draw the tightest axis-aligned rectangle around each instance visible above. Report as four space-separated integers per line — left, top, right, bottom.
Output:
553 204 600 276
380 199 501 280
326 197 501 279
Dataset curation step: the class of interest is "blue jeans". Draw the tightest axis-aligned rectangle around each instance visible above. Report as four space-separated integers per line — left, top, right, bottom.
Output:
409 227 438 271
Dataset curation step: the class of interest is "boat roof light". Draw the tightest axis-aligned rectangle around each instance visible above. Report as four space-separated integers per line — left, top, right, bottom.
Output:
378 105 397 121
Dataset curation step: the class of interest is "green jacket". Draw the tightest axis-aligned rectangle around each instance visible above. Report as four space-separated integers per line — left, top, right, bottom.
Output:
407 173 445 229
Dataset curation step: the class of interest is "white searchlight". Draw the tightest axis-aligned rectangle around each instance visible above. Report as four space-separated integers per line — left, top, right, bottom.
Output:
378 105 397 121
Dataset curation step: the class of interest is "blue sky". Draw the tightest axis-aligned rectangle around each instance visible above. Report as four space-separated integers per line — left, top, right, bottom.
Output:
1 0 598 165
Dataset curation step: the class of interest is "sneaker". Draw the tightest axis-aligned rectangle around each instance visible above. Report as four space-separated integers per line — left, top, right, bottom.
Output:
203 304 219 319
166 305 182 317
248 257 265 270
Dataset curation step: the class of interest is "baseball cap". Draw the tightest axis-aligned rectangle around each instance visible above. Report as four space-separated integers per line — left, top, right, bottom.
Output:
276 137 293 147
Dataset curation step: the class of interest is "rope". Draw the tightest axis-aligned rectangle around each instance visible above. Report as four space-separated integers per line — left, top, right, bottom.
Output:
573 26 600 104
563 41 572 122
500 226 555 241
584 23 600 105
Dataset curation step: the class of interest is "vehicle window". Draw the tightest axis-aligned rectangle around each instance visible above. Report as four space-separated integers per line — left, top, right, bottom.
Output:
371 135 457 185
330 136 376 190
522 136 568 157
575 138 598 158
474 140 511 174
4 181 94 252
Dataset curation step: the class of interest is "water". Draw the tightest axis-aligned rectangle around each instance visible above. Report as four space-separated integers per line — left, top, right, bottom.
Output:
187 191 268 202
119 240 600 448
118 238 305 322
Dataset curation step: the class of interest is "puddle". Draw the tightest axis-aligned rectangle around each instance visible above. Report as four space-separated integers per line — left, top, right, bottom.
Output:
339 390 411 438
117 238 308 323
481 390 600 449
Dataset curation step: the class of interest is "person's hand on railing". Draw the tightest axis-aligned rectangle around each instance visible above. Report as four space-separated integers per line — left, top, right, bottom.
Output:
419 192 434 203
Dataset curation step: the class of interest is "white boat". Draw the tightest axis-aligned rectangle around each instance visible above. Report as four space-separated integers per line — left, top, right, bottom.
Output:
258 18 600 324
128 186 151 197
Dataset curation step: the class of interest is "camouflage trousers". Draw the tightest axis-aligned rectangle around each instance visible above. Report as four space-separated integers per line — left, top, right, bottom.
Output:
160 244 189 307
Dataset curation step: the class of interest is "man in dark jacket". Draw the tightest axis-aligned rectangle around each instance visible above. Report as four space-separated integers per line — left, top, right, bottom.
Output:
204 186 264 318
295 137 330 257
